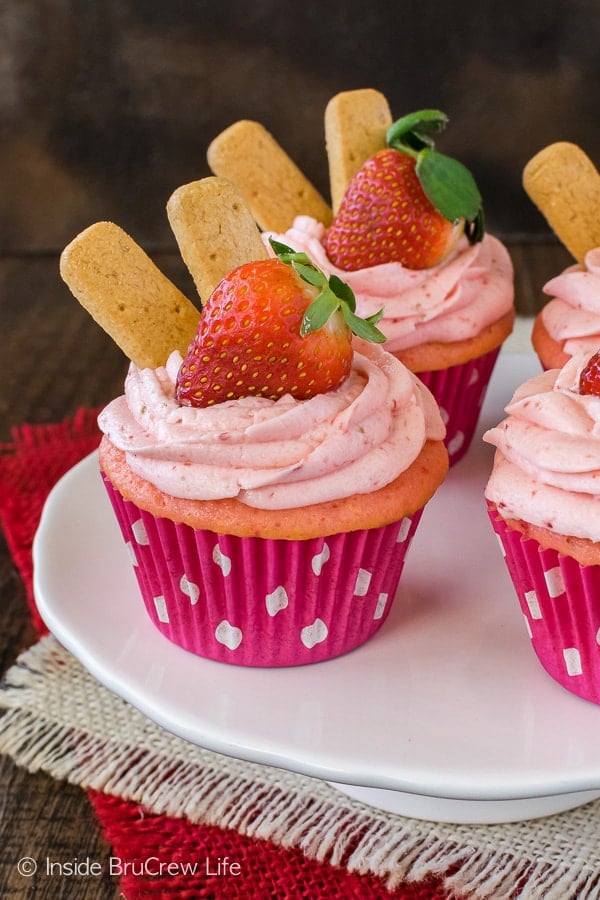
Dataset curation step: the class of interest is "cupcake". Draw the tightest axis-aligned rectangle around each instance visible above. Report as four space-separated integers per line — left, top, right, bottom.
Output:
61 177 448 668
273 215 514 467
263 99 515 466
531 248 600 370
483 350 600 704
523 141 600 371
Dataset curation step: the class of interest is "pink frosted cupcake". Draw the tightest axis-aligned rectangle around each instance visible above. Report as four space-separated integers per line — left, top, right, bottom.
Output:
274 216 514 466
270 108 515 466
523 141 600 372
484 350 600 704
90 222 448 668
532 247 600 370
99 338 447 667
60 176 448 669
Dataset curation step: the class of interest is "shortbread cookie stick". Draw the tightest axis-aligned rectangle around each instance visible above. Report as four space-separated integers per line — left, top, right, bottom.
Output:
60 221 199 369
523 142 600 264
207 120 332 232
167 177 268 302
325 88 392 213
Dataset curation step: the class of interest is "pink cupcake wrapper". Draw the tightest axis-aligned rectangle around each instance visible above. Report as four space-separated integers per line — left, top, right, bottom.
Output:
418 347 501 466
102 474 423 667
488 505 600 705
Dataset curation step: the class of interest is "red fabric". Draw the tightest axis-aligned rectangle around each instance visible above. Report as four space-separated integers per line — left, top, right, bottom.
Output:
92 792 448 900
0 411 450 899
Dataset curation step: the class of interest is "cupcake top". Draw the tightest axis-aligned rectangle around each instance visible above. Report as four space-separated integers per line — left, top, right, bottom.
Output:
270 216 514 353
538 247 600 359
483 350 600 541
59 172 446 516
205 104 514 356
98 338 445 510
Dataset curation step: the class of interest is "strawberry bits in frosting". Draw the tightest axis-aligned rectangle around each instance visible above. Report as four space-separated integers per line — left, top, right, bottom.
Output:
271 216 514 353
484 350 600 542
98 339 445 511
536 248 600 359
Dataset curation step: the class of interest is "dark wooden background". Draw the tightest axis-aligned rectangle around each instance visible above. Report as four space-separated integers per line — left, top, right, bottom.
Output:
2 0 599 257
0 2 598 896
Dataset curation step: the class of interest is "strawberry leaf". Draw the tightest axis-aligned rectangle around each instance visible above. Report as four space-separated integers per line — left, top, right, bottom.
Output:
384 110 484 243
386 110 449 154
466 207 485 243
416 149 482 225
300 289 339 335
271 236 387 344
341 306 387 343
328 274 356 312
269 237 298 260
292 260 327 289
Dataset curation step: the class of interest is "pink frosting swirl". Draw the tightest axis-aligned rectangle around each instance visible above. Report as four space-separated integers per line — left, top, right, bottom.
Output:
270 216 514 352
484 350 600 540
98 340 445 510
539 248 600 358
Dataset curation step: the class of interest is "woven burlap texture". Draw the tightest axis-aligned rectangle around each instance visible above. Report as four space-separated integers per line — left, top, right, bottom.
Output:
1 635 600 899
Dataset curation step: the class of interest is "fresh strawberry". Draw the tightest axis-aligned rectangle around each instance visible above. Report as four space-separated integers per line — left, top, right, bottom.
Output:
578 350 600 395
324 109 484 271
175 239 385 407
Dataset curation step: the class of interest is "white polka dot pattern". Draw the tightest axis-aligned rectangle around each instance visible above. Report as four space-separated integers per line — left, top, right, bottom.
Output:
563 648 583 677
524 590 542 620
125 541 138 566
488 504 600 705
544 566 565 598
374 593 388 620
179 575 199 605
311 543 330 575
396 518 412 543
265 586 289 617
354 569 372 597
132 518 149 545
212 544 231 576
102 473 423 667
153 595 169 624
300 619 328 649
215 620 243 651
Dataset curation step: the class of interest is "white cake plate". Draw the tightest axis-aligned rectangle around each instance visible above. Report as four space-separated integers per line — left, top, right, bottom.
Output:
33 353 600 824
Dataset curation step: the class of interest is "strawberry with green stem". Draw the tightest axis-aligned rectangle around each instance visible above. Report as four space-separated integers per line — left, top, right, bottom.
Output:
325 109 485 271
175 238 385 408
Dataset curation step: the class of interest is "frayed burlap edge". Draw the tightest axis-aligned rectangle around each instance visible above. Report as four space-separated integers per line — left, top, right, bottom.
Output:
2 636 600 899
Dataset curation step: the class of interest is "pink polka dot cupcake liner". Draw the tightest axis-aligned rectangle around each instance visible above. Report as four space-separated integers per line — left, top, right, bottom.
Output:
488 504 600 705
102 474 423 667
418 346 501 466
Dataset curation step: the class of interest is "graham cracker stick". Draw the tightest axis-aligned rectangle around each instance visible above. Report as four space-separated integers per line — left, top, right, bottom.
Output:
60 221 199 369
523 142 600 264
167 177 268 302
207 120 332 231
325 88 393 213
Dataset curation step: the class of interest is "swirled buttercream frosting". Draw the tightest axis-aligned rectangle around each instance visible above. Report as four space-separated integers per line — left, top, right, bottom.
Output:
98 339 445 510
270 216 514 353
484 351 600 540
539 247 600 358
